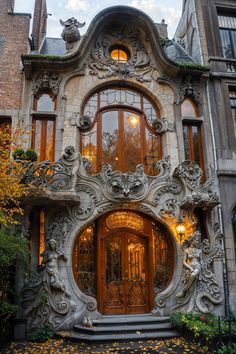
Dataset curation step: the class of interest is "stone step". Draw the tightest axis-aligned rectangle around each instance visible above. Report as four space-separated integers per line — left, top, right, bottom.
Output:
92 315 170 326
57 329 180 343
74 322 172 334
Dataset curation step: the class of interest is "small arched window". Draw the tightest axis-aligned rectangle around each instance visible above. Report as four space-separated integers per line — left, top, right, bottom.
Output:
81 87 162 175
181 99 204 173
33 93 56 112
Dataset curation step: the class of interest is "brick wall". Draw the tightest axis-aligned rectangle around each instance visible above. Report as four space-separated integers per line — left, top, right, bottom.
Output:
32 0 47 51
0 0 31 110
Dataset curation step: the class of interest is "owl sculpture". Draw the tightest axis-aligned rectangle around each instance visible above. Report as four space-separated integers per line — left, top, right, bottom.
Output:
60 17 85 50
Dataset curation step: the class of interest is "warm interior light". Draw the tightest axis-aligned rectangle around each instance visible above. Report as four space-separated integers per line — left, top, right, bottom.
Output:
128 114 139 128
111 48 128 63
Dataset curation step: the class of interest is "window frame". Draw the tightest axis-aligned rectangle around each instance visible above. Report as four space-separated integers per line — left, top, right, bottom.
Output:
80 87 162 174
31 115 56 161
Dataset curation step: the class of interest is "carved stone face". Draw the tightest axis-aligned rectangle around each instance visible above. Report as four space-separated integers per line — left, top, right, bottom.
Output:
106 173 147 200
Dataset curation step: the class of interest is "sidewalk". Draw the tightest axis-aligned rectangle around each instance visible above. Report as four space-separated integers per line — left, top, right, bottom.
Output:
2 337 210 353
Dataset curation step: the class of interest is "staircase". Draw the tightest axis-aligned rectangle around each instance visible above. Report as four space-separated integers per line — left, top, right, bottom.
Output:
57 314 180 342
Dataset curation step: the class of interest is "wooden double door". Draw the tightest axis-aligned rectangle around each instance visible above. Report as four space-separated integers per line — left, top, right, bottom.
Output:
97 229 153 314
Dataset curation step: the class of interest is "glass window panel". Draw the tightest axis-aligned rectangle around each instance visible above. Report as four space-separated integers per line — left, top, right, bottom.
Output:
46 120 55 161
192 125 200 166
220 29 234 58
37 94 54 111
143 98 158 125
181 99 198 117
218 15 236 29
124 111 141 172
81 125 97 174
145 128 160 175
83 94 98 119
102 111 119 169
32 119 42 161
183 125 190 160
231 30 236 58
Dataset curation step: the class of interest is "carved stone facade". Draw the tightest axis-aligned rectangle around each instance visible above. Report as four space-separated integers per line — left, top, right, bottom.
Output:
4 2 232 337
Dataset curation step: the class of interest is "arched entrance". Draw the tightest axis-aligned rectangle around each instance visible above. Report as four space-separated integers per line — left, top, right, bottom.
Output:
72 211 174 315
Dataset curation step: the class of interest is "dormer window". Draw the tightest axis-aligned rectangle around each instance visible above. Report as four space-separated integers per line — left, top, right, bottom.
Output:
110 46 129 63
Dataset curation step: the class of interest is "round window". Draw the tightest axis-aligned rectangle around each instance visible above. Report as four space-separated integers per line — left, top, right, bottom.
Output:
110 46 129 63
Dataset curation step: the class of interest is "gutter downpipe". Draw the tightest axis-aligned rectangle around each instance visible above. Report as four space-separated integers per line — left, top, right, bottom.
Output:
206 77 230 318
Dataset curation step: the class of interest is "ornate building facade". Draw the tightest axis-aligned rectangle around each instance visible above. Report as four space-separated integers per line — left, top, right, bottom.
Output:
1 0 235 338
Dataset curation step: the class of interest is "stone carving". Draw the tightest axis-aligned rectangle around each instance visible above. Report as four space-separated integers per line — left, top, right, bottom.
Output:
160 199 180 218
152 117 175 134
179 74 201 103
70 112 92 130
60 17 85 50
154 181 181 205
174 160 202 190
72 185 98 219
21 239 75 330
105 165 148 201
172 229 223 313
88 23 158 82
180 191 220 210
32 71 60 99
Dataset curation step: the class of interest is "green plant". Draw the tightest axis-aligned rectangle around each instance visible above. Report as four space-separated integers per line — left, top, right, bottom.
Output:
25 149 37 162
177 61 209 71
12 148 25 160
28 322 54 342
217 343 236 354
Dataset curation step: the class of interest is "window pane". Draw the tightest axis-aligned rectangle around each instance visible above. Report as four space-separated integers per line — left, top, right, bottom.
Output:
102 111 119 169
143 98 158 125
192 125 200 166
100 89 141 109
32 118 55 161
46 120 55 161
145 129 160 175
81 126 97 174
220 29 233 58
181 99 198 117
183 125 190 160
37 94 54 111
124 111 141 172
83 94 98 119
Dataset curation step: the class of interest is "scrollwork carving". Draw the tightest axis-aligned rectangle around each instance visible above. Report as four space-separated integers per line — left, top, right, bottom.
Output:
70 112 92 131
179 74 201 103
152 117 175 134
88 23 158 82
160 199 179 218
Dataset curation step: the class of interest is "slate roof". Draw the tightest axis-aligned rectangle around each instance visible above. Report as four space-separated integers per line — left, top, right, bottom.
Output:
37 37 195 65
164 40 195 64
39 38 66 56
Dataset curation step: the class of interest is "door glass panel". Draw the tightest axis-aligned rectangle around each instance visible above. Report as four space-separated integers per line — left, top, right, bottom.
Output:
124 111 141 172
105 236 124 309
73 226 96 297
153 226 172 296
102 111 119 169
46 120 55 161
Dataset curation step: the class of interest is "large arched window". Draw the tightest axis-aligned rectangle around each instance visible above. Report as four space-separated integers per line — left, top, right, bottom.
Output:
81 88 162 175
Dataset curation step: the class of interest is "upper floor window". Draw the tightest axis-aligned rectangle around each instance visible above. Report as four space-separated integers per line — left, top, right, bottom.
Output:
181 99 204 173
229 91 236 137
31 117 55 161
81 87 162 175
33 93 56 112
218 15 236 58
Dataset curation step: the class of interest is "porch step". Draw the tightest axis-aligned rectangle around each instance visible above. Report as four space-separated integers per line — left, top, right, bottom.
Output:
57 315 180 342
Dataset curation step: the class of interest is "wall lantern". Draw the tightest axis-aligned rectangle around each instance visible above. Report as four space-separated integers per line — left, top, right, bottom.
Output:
176 217 186 243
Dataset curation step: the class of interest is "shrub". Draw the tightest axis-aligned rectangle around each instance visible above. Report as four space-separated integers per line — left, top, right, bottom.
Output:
12 148 25 160
28 322 54 342
217 343 236 354
25 149 37 162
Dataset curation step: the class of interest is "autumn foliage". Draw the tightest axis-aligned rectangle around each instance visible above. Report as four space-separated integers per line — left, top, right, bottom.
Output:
0 124 29 225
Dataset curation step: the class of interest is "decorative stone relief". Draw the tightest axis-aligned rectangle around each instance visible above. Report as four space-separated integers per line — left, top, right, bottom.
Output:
88 23 159 82
70 112 92 130
160 199 180 218
174 161 220 211
179 74 201 103
21 239 75 330
171 227 223 313
152 117 175 134
32 71 61 99
60 17 85 50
